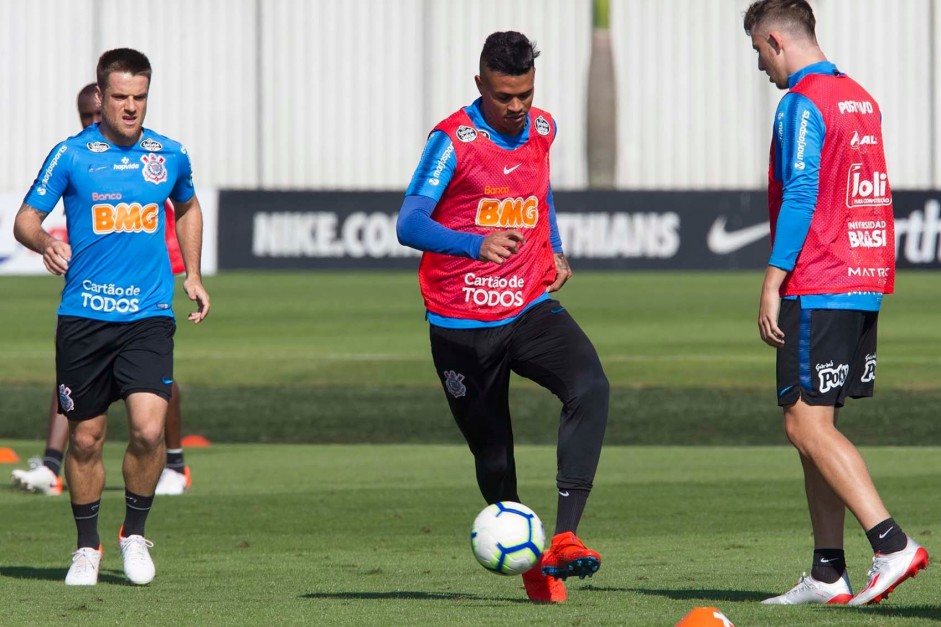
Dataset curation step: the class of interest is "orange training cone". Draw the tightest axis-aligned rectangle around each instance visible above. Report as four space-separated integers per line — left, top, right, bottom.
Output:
676 606 735 627
0 448 21 463
181 435 212 448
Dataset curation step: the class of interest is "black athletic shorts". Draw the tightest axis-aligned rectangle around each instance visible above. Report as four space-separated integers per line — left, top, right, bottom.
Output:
55 315 175 421
776 298 878 407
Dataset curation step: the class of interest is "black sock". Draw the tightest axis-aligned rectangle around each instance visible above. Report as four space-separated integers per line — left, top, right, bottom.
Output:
122 490 155 538
43 448 64 477
810 548 846 583
866 517 906 554
72 500 101 549
166 448 185 473
554 488 590 536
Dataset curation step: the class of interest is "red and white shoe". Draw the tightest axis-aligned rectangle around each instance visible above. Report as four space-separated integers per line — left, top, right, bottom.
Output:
761 571 853 605
522 560 567 603
849 536 929 605
11 458 63 495
540 531 601 580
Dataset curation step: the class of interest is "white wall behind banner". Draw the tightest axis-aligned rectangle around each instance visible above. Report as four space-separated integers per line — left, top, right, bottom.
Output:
610 0 935 189
0 0 937 192
0 191 219 276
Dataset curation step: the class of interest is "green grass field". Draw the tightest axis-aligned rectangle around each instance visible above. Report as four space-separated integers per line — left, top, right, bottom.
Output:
1 271 940 624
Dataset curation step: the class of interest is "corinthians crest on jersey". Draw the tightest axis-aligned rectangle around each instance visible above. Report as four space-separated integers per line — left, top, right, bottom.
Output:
141 152 167 184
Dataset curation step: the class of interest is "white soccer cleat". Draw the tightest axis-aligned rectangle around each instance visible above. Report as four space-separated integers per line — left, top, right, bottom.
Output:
119 533 156 585
849 536 929 605
65 546 102 586
11 457 63 495
154 466 191 496
762 571 853 605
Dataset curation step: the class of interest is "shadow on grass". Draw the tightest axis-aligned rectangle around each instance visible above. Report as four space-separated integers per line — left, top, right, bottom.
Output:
831 605 941 621
0 565 126 585
611 587 941 620
302 591 530 604
609 586 768 602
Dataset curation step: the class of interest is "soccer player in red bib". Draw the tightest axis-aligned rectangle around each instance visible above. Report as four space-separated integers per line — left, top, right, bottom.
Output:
11 83 193 498
397 31 609 604
745 0 928 606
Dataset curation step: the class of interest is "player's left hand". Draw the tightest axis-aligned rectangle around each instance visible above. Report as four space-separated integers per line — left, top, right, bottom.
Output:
183 277 210 324
547 253 572 292
758 289 784 347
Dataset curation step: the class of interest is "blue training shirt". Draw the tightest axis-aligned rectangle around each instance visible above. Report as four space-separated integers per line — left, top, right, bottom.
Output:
24 123 194 322
772 61 882 311
397 99 561 328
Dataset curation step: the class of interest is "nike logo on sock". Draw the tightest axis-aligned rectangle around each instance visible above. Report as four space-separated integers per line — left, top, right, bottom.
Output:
878 526 895 539
818 557 837 563
558 490 570 497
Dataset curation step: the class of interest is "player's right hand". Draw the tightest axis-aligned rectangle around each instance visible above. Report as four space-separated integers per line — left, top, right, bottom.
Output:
43 240 71 276
479 230 525 264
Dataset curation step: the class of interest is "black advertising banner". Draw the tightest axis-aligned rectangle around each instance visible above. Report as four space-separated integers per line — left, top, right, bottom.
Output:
217 190 941 270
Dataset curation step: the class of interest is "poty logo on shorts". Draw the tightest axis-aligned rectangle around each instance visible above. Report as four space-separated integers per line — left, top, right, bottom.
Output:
141 153 167 184
58 384 75 413
443 370 466 398
861 353 876 383
816 361 849 393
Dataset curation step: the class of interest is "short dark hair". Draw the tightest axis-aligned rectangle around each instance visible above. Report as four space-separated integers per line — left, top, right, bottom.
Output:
743 0 816 40
77 82 97 103
479 31 540 75
96 48 152 92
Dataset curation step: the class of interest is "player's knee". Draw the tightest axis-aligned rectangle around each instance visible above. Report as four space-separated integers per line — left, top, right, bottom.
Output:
69 426 106 460
128 422 165 451
477 453 511 482
571 368 609 408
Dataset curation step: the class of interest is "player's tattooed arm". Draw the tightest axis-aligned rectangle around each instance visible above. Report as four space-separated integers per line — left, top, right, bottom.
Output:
12 203 71 276
548 252 572 293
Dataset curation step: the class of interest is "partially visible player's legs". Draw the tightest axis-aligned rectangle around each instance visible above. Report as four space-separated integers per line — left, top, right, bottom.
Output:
430 323 566 602
119 391 167 585
64 414 108 585
155 381 191 495
11 390 69 495
430 324 518 504
509 300 608 581
767 398 928 605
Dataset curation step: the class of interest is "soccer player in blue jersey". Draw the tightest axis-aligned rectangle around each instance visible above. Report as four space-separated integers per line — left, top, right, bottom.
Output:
13 48 210 586
12 82 194 498
745 0 927 606
397 31 608 604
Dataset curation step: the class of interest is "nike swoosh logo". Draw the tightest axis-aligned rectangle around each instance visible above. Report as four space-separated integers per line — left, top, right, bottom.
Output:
706 217 770 254
503 164 521 175
558 490 569 497
818 557 837 563
878 526 895 539
88 165 108 173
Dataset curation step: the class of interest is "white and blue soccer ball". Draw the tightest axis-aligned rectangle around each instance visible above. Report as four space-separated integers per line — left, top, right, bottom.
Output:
470 501 546 575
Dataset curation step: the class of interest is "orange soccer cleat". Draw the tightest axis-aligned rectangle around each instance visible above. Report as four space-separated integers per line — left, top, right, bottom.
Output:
540 531 601 580
522 561 567 603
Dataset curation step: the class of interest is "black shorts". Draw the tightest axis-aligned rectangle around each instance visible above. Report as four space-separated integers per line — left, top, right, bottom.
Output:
55 315 175 421
776 299 878 407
